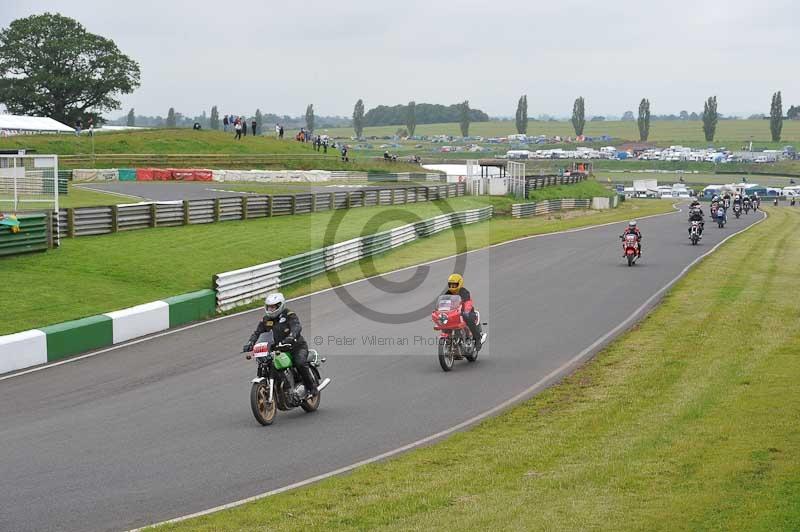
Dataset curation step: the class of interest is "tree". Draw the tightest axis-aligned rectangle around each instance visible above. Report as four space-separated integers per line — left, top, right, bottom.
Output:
255 109 263 135
0 13 140 125
571 97 585 136
305 104 314 132
515 95 528 134
679 110 689 120
621 111 634 121
637 98 651 141
458 100 471 137
210 105 219 130
406 100 416 137
353 99 365 138
166 107 176 128
689 111 699 121
788 105 800 120
702 96 718 142
770 91 783 142
126 108 135 127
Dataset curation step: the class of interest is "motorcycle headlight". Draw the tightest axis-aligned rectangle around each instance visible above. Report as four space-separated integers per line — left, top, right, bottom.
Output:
439 313 448 325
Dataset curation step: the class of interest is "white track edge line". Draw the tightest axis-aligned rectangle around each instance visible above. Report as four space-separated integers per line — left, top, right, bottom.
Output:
131 207 765 531
1 201 681 382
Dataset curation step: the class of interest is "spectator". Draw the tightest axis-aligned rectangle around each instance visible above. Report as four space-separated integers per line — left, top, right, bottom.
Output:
323 138 328 154
275 123 281 138
341 145 349 162
75 118 82 135
242 116 247 136
234 119 242 140
223 115 229 132
251 119 257 136
279 125 284 139
87 116 94 136
299 128 305 142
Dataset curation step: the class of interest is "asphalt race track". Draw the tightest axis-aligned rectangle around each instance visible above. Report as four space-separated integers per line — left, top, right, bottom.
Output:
0 205 763 532
76 182 422 201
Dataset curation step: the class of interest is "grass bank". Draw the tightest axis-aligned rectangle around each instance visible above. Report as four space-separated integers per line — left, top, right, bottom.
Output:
0 129 426 173
0 198 672 335
527 179 613 201
157 206 800 532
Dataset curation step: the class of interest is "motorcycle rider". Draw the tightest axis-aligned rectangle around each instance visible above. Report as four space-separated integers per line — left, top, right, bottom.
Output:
753 193 760 210
620 220 642 257
688 203 705 237
722 192 731 211
443 273 486 352
243 292 319 399
743 194 752 211
710 195 721 219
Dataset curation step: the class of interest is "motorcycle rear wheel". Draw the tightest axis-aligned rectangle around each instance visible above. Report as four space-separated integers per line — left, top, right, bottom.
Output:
438 340 454 372
251 381 276 426
301 368 322 412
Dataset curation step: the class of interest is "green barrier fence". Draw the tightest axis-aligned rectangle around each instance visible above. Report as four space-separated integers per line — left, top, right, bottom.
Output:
41 315 114 362
164 289 216 327
0 213 49 257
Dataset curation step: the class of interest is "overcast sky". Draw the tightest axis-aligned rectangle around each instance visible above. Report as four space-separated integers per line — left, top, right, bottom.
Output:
2 1 797 119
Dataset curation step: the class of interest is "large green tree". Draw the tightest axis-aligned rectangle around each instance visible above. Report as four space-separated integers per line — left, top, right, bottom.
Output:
515 95 528 134
637 98 651 141
702 96 718 142
353 99 365 138
770 91 783 142
305 104 314 132
166 107 176 127
209 105 219 130
458 100 471 137
571 97 585 136
126 108 135 127
0 13 140 124
406 100 416 137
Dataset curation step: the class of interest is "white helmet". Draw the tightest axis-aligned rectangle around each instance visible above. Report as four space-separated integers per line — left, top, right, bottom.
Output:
628 220 637 228
264 292 286 319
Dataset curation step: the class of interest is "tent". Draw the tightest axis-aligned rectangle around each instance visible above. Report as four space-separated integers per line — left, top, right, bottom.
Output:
0 114 74 135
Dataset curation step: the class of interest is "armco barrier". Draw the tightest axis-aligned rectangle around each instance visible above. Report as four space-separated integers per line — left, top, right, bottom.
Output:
56 183 466 238
511 198 593 218
0 212 50 257
0 290 218 374
214 206 493 311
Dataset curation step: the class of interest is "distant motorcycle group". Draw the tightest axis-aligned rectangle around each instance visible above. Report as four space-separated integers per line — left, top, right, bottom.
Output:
619 192 761 264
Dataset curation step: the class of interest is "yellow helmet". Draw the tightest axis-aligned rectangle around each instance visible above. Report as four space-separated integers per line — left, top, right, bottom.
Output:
447 273 464 294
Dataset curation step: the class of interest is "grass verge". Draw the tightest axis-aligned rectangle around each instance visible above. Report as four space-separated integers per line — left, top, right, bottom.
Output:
156 207 800 532
0 198 671 335
527 179 613 201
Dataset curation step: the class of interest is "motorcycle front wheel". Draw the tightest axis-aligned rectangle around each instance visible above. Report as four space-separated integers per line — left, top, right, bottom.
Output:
438 339 454 372
251 381 277 426
627 254 634 267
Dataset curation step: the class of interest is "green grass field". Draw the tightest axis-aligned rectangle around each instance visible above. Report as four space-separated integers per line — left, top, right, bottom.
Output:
156 206 800 532
0 197 671 335
527 180 614 201
323 119 800 147
0 129 426 172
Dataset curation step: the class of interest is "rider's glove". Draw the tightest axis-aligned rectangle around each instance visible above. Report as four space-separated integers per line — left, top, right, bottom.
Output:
243 342 254 353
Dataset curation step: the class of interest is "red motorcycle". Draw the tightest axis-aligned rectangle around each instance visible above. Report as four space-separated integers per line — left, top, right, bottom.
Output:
620 233 640 267
431 295 483 371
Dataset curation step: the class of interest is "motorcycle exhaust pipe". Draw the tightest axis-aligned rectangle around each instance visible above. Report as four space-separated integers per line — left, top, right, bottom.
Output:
317 377 332 392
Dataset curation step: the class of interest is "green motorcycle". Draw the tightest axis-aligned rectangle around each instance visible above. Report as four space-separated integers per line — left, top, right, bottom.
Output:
246 331 330 426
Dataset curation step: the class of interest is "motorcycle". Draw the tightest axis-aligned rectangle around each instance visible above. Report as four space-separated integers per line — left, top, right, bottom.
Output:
432 294 485 372
620 233 640 267
743 201 751 215
733 203 742 219
689 220 702 245
714 206 726 228
246 331 331 426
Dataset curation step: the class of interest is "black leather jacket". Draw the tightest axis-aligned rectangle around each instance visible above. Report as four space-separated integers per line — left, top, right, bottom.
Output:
248 308 307 347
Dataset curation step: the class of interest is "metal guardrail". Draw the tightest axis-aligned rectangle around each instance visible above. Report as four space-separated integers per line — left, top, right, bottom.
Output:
55 183 466 238
0 213 50 257
214 206 493 311
511 198 592 218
